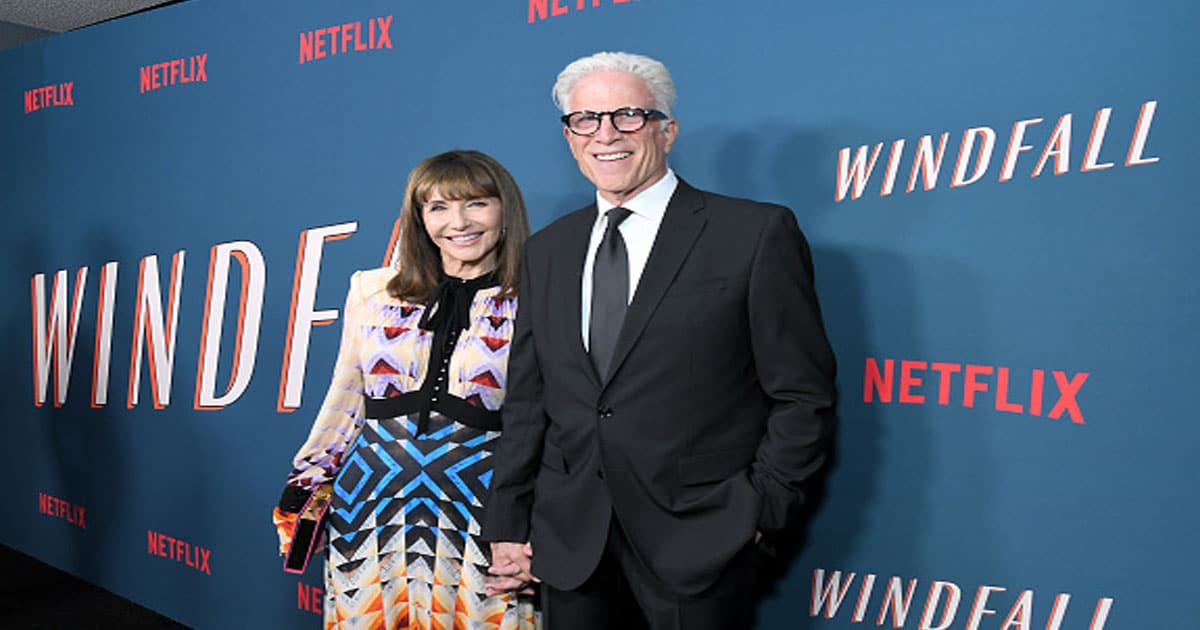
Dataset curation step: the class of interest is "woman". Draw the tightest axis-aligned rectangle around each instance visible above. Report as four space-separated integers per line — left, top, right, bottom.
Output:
274 150 536 629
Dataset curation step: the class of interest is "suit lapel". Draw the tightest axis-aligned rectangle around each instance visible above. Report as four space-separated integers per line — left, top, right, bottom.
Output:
603 180 707 386
555 205 603 390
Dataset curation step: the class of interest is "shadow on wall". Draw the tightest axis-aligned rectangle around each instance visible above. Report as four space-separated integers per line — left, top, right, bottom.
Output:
3 221 225 627
674 123 967 627
522 147 598 228
0 224 122 589
7 228 135 587
748 246 910 630
73 227 225 628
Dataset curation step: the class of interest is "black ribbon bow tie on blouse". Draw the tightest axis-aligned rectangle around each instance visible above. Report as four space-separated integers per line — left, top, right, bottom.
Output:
417 271 498 334
409 270 499 436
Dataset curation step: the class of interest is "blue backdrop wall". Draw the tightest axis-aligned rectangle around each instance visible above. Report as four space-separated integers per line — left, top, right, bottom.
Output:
2 1 1195 628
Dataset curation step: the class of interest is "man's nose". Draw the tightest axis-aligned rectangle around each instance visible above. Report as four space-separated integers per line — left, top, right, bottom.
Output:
593 114 621 141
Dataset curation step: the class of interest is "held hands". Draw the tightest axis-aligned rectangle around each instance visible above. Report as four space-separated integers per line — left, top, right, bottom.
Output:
483 533 761 596
486 541 538 596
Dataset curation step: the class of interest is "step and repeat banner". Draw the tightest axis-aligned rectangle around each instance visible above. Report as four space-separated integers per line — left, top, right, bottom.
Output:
2 0 1195 628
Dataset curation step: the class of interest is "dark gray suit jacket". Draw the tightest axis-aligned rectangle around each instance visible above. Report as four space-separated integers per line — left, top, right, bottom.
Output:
482 179 837 595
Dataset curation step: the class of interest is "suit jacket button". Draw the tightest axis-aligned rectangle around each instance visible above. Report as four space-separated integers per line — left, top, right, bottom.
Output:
596 469 605 479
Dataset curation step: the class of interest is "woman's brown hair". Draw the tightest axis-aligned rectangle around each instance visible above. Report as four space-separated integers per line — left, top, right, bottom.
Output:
387 150 530 301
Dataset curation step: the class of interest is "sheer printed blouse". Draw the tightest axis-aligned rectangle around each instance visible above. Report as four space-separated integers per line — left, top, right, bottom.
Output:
285 267 517 490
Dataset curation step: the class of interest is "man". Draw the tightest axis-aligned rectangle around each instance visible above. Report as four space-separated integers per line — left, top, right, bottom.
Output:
483 51 837 629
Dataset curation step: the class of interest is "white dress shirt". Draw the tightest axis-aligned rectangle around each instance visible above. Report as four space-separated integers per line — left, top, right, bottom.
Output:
580 169 679 350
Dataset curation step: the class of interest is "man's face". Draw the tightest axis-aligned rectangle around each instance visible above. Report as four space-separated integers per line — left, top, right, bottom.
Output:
563 70 678 206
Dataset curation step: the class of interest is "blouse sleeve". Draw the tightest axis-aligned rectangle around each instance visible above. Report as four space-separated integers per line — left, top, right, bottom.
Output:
284 270 369 490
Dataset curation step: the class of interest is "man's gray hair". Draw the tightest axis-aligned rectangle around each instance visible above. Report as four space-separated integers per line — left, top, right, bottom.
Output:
552 51 676 117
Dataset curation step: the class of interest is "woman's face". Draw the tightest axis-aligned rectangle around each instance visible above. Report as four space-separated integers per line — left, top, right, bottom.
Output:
421 187 503 279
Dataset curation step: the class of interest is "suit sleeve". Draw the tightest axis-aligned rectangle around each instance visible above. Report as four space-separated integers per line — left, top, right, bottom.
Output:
746 208 837 531
481 245 549 543
283 270 368 493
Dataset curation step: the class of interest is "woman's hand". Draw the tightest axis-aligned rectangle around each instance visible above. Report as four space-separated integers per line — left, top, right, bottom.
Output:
486 541 538 596
273 507 299 556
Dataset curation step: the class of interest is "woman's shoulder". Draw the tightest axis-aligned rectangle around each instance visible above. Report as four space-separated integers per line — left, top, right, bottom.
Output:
349 267 401 302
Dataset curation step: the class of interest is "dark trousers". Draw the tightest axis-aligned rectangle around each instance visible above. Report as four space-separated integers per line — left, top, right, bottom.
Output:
542 517 756 630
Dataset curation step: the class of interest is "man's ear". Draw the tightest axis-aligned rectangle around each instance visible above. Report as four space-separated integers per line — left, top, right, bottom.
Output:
663 118 679 153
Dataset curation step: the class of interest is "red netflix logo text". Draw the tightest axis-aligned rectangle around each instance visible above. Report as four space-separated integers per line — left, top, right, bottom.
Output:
863 358 1088 424
139 54 208 93
528 0 638 24
38 492 86 529
298 582 323 614
147 529 212 575
24 82 74 114
299 16 392 65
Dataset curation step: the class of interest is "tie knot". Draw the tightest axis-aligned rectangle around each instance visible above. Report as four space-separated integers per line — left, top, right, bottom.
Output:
606 207 632 233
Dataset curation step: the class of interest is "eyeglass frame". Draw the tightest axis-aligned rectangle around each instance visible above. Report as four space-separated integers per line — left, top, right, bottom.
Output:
560 107 669 136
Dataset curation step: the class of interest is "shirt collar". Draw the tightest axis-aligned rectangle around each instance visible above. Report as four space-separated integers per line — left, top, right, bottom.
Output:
595 169 678 222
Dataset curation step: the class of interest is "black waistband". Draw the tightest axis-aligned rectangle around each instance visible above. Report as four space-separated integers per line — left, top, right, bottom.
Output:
363 393 501 432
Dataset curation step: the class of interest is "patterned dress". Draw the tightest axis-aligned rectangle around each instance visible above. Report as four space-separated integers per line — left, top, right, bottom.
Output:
285 267 538 630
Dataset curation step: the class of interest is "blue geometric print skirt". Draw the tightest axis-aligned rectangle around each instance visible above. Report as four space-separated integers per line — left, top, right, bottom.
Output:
323 412 538 630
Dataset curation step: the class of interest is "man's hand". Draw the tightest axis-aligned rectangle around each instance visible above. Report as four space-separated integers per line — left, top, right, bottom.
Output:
487 541 538 596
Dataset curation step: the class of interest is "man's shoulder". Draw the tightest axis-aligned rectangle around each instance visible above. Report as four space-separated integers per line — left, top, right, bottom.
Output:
681 181 794 229
688 182 789 217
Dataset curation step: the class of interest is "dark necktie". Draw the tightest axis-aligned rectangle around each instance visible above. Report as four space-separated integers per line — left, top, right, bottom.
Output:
589 207 633 380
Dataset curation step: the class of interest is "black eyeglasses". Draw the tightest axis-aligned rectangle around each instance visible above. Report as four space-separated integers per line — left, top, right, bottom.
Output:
560 107 668 136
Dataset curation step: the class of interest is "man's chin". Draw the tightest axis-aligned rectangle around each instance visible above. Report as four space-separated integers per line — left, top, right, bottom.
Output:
590 178 637 199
